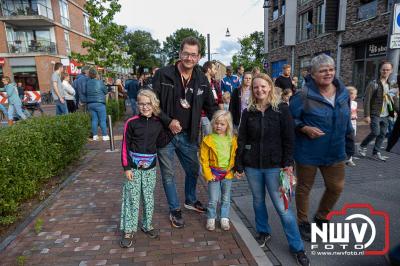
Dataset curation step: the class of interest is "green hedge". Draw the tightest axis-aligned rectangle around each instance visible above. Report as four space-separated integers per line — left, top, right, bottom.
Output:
106 99 126 124
0 113 90 225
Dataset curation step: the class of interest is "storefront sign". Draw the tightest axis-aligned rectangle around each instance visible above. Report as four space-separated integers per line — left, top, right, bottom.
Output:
390 34 400 49
67 60 81 75
0 57 5 66
366 43 387 58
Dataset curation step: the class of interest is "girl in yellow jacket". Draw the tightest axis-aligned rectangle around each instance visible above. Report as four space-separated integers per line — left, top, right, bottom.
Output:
200 110 238 231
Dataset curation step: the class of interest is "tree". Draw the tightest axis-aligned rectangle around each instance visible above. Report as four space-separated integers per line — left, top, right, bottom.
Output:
163 28 206 64
124 30 161 73
231 31 264 72
72 0 132 71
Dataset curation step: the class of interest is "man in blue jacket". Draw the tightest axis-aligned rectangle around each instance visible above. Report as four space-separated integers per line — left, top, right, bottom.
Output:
125 75 140 115
73 66 90 110
220 66 240 94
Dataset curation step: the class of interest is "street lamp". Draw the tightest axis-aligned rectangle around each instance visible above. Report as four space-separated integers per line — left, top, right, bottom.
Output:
225 28 231 37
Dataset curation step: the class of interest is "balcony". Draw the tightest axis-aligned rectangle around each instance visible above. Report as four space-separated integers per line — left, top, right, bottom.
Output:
7 40 56 54
0 0 54 26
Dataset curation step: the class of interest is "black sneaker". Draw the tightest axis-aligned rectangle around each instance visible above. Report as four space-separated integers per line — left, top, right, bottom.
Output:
257 232 271 248
119 232 135 248
184 200 206 213
294 251 310 266
141 227 159 239
298 222 311 242
169 209 185 228
314 216 329 230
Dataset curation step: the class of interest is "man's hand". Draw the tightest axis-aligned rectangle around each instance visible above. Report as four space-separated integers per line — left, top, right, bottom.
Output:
234 171 244 179
301 126 325 139
364 116 371 125
125 170 133 181
59 97 65 104
169 119 182 134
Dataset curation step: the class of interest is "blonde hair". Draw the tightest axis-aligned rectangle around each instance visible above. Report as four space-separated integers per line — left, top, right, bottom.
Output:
347 86 358 95
210 110 233 137
137 89 161 116
248 73 281 111
222 91 231 102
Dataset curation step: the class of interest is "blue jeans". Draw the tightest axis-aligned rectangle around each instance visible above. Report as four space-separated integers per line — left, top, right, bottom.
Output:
360 115 389 153
8 103 27 120
207 179 232 219
157 132 199 211
245 167 304 253
88 102 107 136
129 98 137 116
55 100 68 115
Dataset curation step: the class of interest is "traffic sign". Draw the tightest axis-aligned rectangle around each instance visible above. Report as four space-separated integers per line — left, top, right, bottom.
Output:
390 34 400 49
393 3 400 34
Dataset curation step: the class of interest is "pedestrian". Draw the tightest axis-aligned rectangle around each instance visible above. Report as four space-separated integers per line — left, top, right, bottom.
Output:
1 76 27 125
234 73 310 266
119 89 164 248
229 72 252 129
83 68 109 141
281 88 293 105
358 61 399 161
152 37 218 228
201 61 223 137
236 64 245 85
73 65 90 111
292 76 299 92
17 81 24 100
200 110 237 231
346 86 358 167
289 54 354 243
221 66 240 94
275 64 295 94
251 66 261 77
125 74 140 115
61 73 76 113
222 92 231 111
51 62 68 115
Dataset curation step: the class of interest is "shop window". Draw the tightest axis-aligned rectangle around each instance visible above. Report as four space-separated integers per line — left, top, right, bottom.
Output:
299 55 311 70
271 28 278 49
299 10 313 41
83 13 90 35
316 3 325 35
358 0 377 21
59 0 70 27
272 0 279 20
64 30 71 55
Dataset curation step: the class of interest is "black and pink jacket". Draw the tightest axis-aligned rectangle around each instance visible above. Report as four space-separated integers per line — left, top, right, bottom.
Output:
121 115 164 171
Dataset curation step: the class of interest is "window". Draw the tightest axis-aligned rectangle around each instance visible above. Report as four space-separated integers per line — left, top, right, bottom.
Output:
387 0 394 12
272 0 279 20
64 30 70 55
300 0 312 5
358 0 377 21
59 0 70 27
281 0 285 16
83 13 90 35
299 55 311 70
316 3 325 35
38 0 53 19
279 24 285 46
271 28 278 49
299 10 313 41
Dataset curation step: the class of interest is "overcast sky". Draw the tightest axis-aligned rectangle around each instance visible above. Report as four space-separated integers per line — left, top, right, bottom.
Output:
114 0 264 66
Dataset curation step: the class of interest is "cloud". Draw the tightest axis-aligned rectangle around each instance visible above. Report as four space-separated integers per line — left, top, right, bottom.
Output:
217 40 241 54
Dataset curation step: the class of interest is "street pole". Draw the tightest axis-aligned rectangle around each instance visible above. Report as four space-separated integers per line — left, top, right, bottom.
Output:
387 0 400 83
207 33 211 62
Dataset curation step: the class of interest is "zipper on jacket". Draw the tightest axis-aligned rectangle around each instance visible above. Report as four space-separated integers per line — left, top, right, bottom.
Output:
259 111 264 168
144 117 149 152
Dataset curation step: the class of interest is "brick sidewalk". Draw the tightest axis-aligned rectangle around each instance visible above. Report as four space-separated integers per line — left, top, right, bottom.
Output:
0 121 257 266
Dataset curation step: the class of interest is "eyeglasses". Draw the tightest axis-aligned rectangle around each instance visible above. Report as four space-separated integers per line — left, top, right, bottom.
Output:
181 52 199 59
137 102 152 108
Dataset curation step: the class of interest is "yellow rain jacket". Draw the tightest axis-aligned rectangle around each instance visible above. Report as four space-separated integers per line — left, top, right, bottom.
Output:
199 134 238 182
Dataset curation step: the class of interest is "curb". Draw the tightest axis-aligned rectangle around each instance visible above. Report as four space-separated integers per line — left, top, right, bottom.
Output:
0 149 99 252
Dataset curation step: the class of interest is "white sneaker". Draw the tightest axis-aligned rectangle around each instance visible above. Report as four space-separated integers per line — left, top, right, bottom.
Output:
220 218 230 231
358 146 367 157
373 152 386 162
206 219 215 231
92 135 99 141
102 135 110 141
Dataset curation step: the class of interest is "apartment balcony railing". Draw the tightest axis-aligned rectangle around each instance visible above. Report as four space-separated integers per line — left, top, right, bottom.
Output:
8 40 56 54
1 1 53 20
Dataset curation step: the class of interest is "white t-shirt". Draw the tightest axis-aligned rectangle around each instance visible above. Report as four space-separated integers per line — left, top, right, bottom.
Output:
380 83 389 117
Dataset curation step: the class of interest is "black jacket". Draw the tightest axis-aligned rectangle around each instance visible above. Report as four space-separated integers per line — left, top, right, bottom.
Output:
364 80 399 117
229 87 242 127
121 115 164 171
235 103 294 172
152 64 218 143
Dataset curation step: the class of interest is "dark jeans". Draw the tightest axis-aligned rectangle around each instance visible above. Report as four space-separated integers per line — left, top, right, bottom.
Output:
296 162 345 223
360 115 389 154
157 132 199 211
66 100 77 113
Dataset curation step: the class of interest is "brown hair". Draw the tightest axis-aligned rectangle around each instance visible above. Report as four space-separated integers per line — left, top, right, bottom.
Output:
61 72 69 81
2 76 11 83
179 37 201 54
54 62 63 71
283 64 291 69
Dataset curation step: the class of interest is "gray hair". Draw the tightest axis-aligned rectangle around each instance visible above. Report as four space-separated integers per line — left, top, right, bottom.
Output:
310 54 335 74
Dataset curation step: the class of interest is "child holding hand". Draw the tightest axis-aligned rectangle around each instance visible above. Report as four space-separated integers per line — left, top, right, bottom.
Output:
200 110 238 231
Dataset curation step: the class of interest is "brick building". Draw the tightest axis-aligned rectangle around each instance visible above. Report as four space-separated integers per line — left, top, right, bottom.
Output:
0 0 93 92
264 0 394 95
